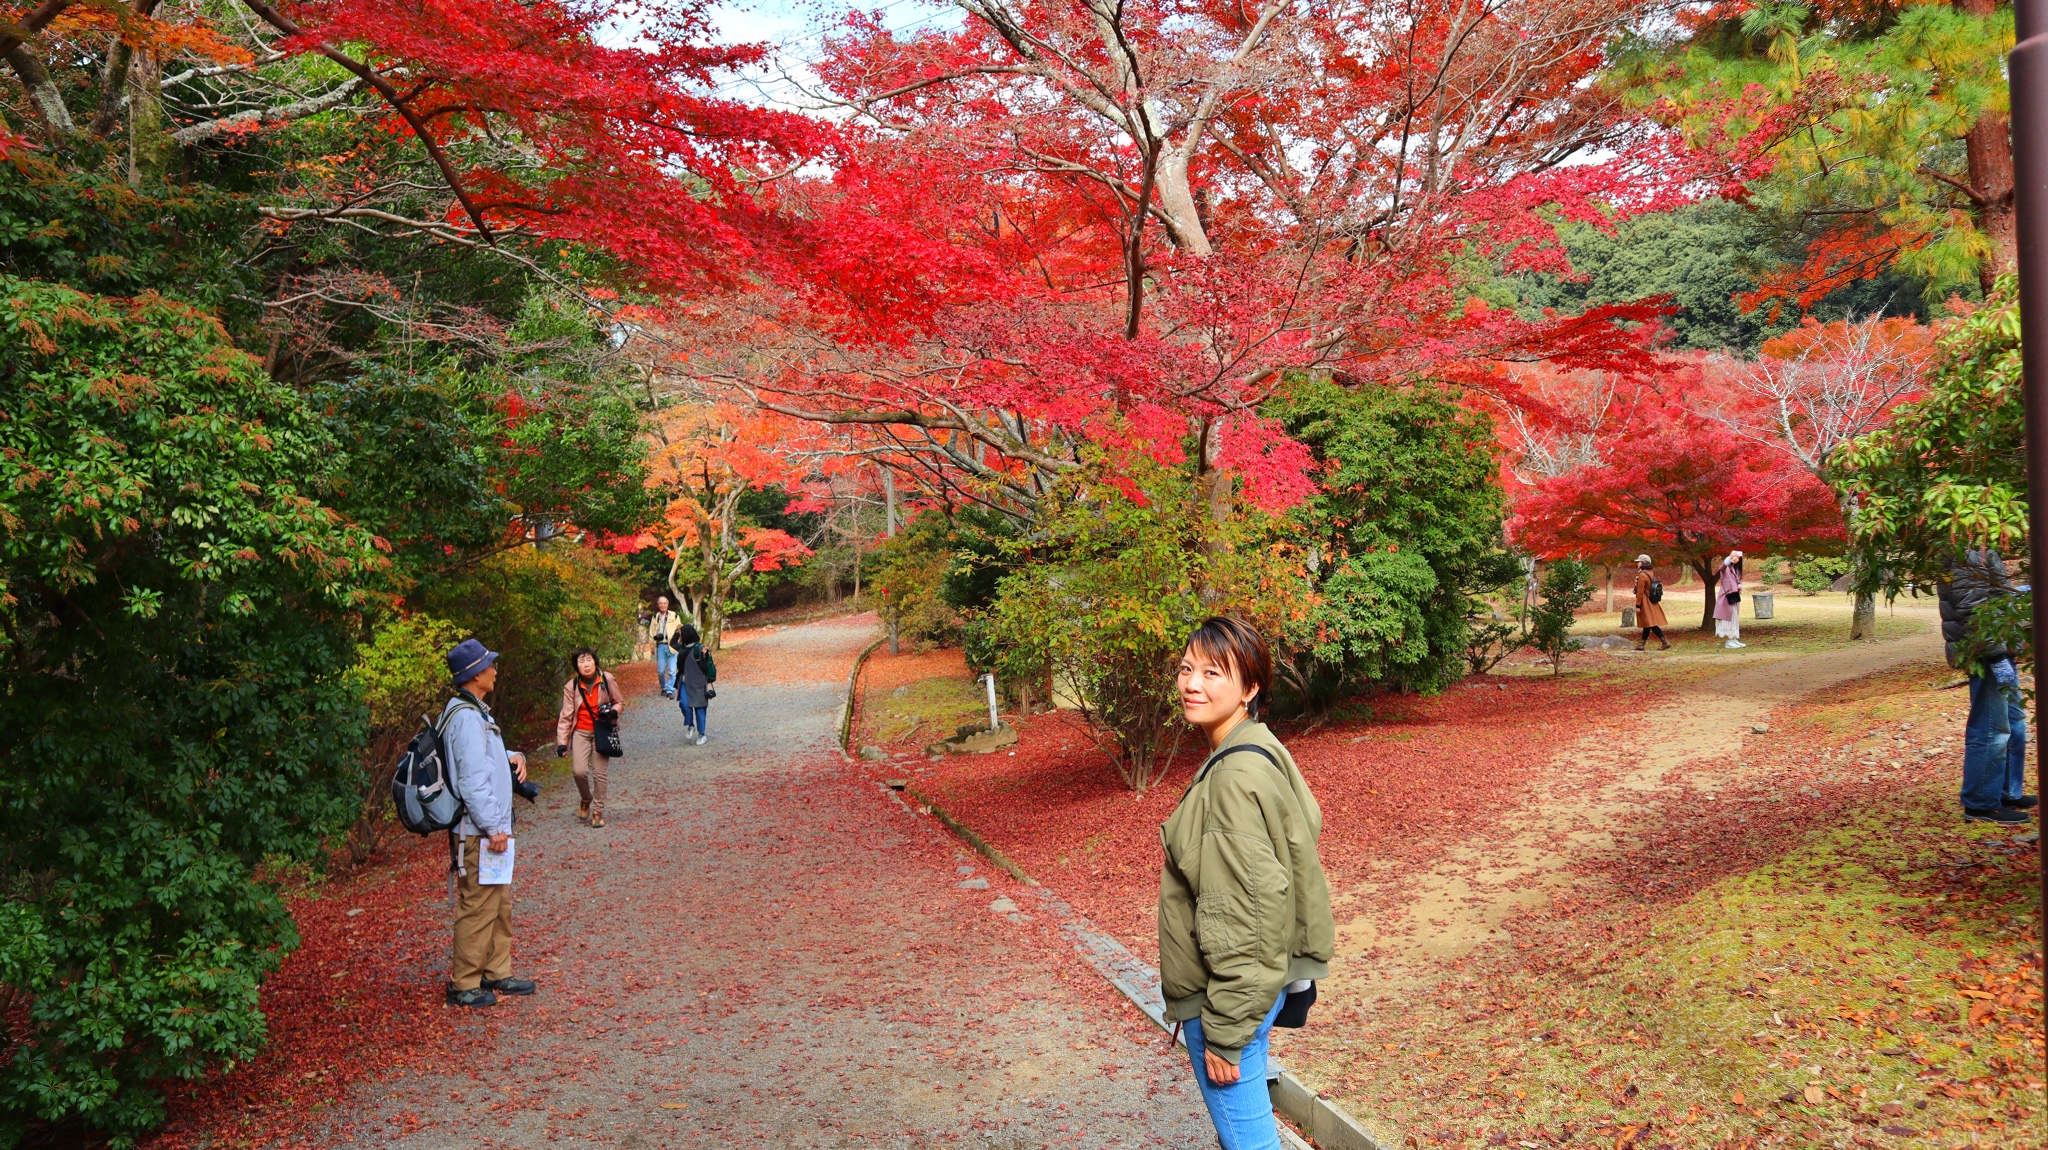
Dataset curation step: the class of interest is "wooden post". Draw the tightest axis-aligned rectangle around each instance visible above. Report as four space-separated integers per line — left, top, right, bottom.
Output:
2004 0 2047 1080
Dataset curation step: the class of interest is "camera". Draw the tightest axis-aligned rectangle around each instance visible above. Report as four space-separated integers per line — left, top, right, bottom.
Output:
513 777 541 803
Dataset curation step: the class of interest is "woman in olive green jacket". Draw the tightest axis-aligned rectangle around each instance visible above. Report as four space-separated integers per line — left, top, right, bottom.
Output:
1159 617 1334 1150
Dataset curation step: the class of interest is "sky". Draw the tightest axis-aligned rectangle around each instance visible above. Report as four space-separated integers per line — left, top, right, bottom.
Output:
699 0 963 109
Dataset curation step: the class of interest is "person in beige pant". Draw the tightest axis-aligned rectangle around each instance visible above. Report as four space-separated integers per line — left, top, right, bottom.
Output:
441 637 535 1008
555 648 624 828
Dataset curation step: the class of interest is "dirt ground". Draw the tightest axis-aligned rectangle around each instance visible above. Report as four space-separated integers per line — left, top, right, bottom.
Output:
237 614 1217 1149
1337 612 1946 995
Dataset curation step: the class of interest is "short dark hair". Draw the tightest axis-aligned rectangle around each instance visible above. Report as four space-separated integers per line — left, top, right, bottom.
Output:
1185 616 1273 720
571 646 602 677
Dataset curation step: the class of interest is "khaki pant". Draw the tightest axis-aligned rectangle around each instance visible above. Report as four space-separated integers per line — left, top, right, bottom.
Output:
451 836 513 992
571 728 612 818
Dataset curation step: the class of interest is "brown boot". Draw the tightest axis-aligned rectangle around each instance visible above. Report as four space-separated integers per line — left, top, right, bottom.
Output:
577 800 590 823
1659 639 1672 650
1633 640 1645 651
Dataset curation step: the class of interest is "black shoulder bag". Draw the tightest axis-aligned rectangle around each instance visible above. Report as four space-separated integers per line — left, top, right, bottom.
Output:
582 678 624 758
1193 742 1317 1030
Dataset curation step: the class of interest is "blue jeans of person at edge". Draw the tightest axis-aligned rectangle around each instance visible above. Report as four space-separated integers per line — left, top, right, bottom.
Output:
1962 659 2027 811
679 700 707 735
654 643 676 695
1184 991 1289 1150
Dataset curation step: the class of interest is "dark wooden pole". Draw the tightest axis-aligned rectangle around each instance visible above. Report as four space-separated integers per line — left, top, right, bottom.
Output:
2009 0 2048 1091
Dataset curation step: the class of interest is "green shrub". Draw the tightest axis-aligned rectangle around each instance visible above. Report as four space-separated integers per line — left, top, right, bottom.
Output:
1529 559 1596 677
415 545 638 745
340 615 467 865
871 515 965 649
981 475 1204 793
1791 555 1851 594
0 277 382 1144
1269 376 1518 709
872 506 1018 652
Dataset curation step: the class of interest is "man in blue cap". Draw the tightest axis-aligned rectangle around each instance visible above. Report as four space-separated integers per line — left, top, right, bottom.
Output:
442 638 538 1007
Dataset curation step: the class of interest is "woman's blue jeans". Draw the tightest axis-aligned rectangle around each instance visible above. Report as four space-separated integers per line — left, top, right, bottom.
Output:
1184 992 1287 1150
679 700 707 734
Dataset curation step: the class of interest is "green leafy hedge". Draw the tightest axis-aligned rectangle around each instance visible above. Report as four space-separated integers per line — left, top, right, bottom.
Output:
0 277 382 1144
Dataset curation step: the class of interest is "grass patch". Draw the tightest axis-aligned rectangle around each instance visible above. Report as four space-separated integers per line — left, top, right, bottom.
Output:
1292 658 2042 1149
862 675 989 747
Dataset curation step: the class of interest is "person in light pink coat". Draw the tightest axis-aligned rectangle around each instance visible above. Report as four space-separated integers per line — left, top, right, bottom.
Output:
1713 550 1745 649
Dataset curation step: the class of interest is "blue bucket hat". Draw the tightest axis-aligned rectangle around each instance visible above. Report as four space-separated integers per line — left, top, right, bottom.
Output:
445 638 499 685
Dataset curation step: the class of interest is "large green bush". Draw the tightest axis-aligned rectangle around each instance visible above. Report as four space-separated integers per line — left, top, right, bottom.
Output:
980 467 1208 792
1270 376 1519 709
0 278 382 1144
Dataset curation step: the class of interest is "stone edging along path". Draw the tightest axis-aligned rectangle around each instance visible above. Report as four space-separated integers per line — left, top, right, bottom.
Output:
838 640 1385 1150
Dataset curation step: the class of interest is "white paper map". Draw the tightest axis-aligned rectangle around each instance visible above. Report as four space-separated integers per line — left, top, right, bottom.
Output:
477 838 515 885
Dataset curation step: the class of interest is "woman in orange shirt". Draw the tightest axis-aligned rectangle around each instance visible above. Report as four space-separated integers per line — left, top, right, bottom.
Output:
555 648 624 828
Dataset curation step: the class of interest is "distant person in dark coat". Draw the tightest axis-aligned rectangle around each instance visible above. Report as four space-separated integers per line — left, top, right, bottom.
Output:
671 623 717 746
1938 549 2036 825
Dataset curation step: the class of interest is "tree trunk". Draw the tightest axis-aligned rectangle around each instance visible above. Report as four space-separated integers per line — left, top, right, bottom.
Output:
6 46 74 136
1697 559 1718 631
1851 590 1878 640
1960 0 2017 291
1603 564 1614 612
127 48 170 186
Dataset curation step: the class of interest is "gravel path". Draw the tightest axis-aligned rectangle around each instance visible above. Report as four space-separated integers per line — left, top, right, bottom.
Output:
319 614 1211 1149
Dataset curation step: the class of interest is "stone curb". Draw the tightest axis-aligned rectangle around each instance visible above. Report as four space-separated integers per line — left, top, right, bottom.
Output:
897 783 1038 887
877 783 1391 1150
837 634 889 752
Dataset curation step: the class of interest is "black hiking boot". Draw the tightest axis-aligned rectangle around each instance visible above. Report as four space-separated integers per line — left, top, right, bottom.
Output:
1964 807 2029 825
2001 795 2040 811
447 985 498 1008
483 976 537 996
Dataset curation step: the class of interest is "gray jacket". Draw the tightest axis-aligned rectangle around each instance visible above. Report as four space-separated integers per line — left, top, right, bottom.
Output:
675 641 715 708
443 692 513 838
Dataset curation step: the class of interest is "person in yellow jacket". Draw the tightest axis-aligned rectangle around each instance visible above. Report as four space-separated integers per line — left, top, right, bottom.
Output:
1158 617 1334 1150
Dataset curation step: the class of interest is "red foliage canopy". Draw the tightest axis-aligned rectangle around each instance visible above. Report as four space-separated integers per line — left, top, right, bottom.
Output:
671 0 1734 511
1510 402 1844 625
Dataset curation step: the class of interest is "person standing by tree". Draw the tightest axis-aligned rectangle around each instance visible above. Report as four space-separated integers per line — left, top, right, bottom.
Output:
1938 549 2036 826
672 623 717 746
1714 550 1746 649
555 648 624 829
1631 554 1670 651
442 639 537 1008
1159 618 1334 1150
648 596 681 698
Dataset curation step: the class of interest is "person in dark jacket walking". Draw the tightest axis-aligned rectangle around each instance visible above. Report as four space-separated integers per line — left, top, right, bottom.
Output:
671 623 717 745
1938 549 2036 825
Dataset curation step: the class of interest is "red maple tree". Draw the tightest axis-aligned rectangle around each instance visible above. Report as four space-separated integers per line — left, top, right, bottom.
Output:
671 0 1728 513
1510 403 1845 629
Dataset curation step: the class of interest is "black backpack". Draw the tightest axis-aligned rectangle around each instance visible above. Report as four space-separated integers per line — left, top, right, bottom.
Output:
390 700 475 835
1647 578 1664 605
